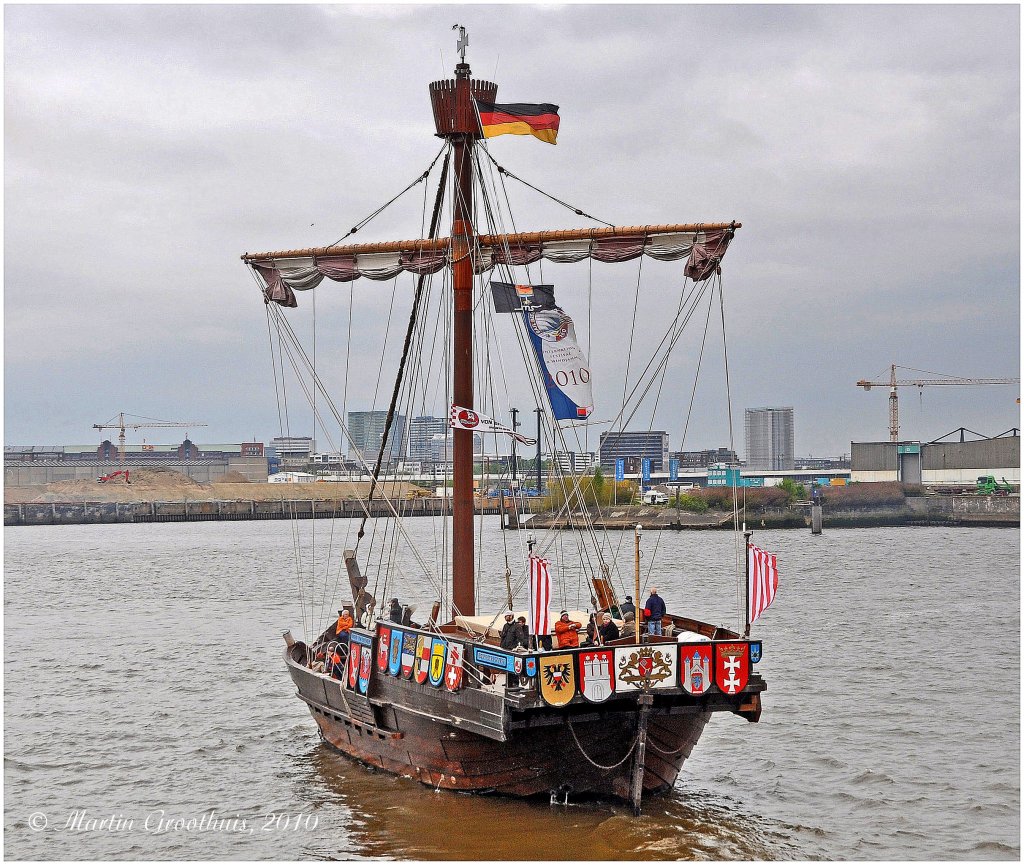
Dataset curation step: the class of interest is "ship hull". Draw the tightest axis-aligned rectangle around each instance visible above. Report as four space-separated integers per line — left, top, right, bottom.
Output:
286 643 717 801
309 700 710 799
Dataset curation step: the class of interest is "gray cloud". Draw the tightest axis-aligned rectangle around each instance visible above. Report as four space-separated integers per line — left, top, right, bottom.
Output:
5 4 1019 456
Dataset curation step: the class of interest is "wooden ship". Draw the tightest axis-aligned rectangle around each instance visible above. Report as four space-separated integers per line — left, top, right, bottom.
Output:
243 30 768 814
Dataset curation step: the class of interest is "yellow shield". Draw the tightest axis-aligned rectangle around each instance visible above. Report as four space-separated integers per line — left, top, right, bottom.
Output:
539 653 577 707
428 638 447 687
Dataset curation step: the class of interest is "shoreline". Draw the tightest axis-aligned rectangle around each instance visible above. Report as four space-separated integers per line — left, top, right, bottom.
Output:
4 495 1018 528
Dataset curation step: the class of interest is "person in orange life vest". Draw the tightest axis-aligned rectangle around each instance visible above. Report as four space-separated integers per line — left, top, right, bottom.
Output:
327 645 344 679
335 607 354 645
554 610 581 648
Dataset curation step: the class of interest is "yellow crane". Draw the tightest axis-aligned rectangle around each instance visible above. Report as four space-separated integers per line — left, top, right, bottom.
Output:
856 365 1019 442
93 412 208 466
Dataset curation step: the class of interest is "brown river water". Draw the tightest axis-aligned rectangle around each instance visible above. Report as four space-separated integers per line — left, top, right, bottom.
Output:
4 520 1019 859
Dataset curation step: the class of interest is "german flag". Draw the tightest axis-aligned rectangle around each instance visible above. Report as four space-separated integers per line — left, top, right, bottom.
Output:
476 101 560 145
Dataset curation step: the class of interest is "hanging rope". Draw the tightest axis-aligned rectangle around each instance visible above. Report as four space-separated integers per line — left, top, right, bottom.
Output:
478 148 613 226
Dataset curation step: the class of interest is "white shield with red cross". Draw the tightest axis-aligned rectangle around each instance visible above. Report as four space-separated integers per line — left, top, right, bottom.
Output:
443 642 464 691
714 642 750 695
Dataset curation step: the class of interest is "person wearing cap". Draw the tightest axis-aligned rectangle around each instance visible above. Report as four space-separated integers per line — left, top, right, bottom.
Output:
598 611 620 643
554 610 581 649
388 597 403 623
620 595 636 617
621 611 637 640
499 612 520 651
645 587 666 636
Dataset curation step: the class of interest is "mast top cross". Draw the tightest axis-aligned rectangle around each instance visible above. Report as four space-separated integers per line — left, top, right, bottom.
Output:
452 24 468 63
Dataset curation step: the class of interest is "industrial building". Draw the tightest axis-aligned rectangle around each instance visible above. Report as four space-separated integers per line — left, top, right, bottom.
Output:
850 434 1020 485
745 407 795 471
4 440 269 484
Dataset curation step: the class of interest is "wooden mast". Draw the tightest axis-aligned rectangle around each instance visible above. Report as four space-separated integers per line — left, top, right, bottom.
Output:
428 46 496 619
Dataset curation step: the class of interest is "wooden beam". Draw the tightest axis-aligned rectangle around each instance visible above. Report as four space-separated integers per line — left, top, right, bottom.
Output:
241 222 740 263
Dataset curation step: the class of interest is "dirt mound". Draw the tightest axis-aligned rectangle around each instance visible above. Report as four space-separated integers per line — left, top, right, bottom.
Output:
218 471 251 483
22 467 210 503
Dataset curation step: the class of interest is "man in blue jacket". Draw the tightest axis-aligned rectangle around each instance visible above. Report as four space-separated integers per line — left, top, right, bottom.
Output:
644 587 666 636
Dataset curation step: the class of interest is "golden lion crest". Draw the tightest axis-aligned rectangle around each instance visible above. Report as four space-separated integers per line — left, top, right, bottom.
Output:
616 646 673 686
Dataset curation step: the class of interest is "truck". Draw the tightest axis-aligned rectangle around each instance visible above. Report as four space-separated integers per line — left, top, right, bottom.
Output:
976 475 1014 495
642 490 669 505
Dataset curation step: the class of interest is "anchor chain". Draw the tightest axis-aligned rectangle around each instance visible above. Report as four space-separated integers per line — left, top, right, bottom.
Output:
565 716 639 770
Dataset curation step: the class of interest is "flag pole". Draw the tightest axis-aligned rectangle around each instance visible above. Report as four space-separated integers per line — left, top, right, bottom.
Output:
743 527 753 638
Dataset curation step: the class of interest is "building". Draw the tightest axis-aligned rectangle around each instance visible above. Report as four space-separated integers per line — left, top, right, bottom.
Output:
744 407 795 471
598 430 669 471
674 447 738 469
270 436 315 470
851 435 1020 485
408 416 449 461
347 411 406 464
3 440 269 484
553 450 596 475
429 432 482 463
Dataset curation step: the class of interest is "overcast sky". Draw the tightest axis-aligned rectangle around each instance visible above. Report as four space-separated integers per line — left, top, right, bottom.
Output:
5 4 1020 458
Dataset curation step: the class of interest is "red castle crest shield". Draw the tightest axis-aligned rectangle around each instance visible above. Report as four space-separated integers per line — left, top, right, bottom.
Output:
679 643 713 695
578 649 615 703
714 642 750 695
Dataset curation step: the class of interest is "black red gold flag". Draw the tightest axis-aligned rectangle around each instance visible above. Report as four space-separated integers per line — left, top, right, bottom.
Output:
476 101 560 144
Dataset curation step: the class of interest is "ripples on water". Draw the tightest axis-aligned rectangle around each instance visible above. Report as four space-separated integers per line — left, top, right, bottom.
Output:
4 521 1019 859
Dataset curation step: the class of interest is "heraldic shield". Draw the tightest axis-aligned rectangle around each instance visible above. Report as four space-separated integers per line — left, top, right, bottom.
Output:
428 637 447 687
347 645 360 690
443 642 464 692
388 630 403 676
400 631 416 678
539 653 576 706
578 649 615 703
714 642 750 695
413 635 431 684
614 645 678 691
376 626 390 671
679 643 713 695
358 645 372 694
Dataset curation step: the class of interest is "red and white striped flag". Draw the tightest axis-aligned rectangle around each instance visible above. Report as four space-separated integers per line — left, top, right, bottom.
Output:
527 553 552 637
747 543 779 625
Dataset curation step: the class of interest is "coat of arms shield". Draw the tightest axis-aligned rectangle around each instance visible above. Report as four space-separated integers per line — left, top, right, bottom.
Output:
388 629 403 676
376 626 391 671
714 642 750 695
428 637 447 687
414 635 431 684
539 653 576 706
679 644 713 694
400 631 416 678
443 642 464 691
578 649 615 703
358 645 372 694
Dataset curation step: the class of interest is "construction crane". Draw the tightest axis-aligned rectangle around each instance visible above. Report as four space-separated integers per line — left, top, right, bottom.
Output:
93 412 208 466
856 365 1019 442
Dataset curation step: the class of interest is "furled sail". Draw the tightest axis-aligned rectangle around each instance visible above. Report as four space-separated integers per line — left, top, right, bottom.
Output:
245 225 736 307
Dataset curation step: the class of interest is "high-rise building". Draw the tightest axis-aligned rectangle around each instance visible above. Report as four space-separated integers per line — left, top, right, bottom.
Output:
598 431 669 470
408 416 449 461
744 407 795 471
347 411 406 463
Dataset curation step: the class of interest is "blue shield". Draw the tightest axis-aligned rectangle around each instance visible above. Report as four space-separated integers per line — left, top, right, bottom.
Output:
749 641 762 664
524 657 538 678
388 628 403 676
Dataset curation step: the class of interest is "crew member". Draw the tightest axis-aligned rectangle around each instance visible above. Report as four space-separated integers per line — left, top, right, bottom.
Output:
554 610 581 649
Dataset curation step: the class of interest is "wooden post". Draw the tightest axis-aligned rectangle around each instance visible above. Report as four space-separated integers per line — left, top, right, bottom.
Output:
634 525 642 644
743 528 753 638
630 693 653 815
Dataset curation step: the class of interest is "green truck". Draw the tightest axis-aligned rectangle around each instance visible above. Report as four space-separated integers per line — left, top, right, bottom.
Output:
976 475 1014 495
